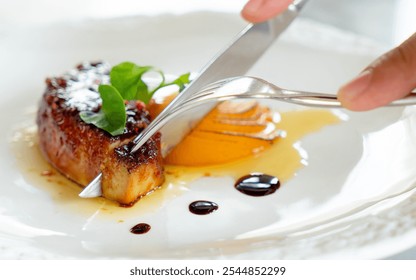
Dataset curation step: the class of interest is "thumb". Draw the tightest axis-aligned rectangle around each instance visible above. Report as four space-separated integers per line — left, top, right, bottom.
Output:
241 0 293 23
338 32 416 111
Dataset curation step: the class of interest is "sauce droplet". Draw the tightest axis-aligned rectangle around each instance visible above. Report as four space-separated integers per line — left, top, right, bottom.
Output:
235 173 280 196
130 223 151 234
189 200 219 215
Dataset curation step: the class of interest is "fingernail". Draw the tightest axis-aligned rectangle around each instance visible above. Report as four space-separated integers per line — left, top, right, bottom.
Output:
338 69 373 103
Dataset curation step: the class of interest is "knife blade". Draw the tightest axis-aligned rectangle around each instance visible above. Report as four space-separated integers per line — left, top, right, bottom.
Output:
80 0 308 198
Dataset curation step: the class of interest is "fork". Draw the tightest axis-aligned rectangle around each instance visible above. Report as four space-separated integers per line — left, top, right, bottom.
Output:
185 76 416 108
137 76 416 139
79 76 416 198
122 75 416 157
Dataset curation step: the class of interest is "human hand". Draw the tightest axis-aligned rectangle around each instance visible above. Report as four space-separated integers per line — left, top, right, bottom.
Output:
338 33 416 111
242 0 416 111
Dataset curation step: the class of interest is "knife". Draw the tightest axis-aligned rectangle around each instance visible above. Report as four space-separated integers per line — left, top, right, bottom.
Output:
79 0 309 198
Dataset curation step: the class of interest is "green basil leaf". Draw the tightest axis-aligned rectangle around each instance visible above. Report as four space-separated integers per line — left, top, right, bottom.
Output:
169 72 191 91
149 72 190 97
80 85 126 136
135 69 167 104
110 62 152 100
79 110 109 130
135 79 151 103
80 61 190 135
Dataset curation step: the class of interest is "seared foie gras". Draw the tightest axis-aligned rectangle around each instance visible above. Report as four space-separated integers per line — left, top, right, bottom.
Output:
36 62 164 206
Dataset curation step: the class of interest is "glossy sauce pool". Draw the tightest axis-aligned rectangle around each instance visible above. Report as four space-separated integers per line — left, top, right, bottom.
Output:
10 107 340 219
163 109 340 187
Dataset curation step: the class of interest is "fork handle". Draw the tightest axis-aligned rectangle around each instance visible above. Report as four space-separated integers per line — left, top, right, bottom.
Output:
278 90 416 108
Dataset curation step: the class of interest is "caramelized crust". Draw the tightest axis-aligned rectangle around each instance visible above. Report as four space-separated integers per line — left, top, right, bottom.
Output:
36 62 164 205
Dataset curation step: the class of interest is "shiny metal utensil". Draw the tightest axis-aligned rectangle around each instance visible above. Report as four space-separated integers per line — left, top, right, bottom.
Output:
80 0 309 198
117 76 416 134
184 76 416 108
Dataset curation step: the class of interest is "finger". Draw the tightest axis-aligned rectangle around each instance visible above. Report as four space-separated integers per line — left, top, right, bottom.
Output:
338 32 416 111
241 0 293 23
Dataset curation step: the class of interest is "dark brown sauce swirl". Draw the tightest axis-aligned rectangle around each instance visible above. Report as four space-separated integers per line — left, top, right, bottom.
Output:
130 223 151 234
189 200 218 215
235 173 280 196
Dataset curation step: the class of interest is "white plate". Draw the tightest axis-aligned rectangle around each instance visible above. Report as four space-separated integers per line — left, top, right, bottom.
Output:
2 12 416 259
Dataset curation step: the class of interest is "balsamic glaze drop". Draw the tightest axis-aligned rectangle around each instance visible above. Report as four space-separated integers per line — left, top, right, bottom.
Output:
189 200 219 215
235 173 280 196
130 223 151 234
